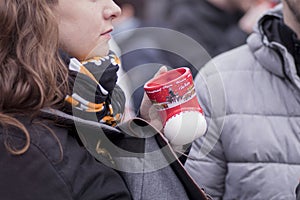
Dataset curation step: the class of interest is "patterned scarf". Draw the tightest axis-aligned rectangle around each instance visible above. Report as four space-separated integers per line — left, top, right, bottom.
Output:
59 50 125 127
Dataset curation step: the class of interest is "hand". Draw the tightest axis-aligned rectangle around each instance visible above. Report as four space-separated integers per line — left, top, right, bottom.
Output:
139 66 168 130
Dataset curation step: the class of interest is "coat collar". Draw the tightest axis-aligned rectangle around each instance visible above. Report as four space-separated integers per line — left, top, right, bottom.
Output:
247 4 300 90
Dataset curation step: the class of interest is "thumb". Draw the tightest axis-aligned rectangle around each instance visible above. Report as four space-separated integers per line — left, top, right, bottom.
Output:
154 65 168 78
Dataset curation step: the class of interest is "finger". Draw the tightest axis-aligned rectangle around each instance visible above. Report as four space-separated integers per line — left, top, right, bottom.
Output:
154 65 168 78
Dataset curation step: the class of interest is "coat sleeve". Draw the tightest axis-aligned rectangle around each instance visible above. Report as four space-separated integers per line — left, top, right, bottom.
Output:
184 62 228 199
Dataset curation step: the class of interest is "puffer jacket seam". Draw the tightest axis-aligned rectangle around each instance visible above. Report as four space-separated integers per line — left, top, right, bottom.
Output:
213 113 300 119
228 161 300 165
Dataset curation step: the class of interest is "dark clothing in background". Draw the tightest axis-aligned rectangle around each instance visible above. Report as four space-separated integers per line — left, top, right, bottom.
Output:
169 0 248 57
113 19 171 114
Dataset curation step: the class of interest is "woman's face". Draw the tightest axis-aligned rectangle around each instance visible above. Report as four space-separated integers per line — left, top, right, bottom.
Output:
55 0 121 60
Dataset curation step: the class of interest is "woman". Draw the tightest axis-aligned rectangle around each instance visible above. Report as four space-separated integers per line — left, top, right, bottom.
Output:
0 0 132 199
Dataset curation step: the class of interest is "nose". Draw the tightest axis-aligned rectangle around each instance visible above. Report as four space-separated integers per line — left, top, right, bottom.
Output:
103 0 121 20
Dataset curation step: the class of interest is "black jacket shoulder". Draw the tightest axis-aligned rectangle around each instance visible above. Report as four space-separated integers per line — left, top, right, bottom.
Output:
0 117 131 200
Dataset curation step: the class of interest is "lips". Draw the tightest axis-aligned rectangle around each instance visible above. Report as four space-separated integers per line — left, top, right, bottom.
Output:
100 29 113 36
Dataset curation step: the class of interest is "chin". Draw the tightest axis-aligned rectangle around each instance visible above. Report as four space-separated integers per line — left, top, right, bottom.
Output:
84 47 110 60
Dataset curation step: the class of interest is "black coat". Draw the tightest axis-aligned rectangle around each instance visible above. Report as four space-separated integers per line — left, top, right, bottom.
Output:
0 116 131 200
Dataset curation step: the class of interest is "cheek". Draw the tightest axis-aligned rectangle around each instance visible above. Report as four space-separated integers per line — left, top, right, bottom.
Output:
58 22 101 59
71 15 102 46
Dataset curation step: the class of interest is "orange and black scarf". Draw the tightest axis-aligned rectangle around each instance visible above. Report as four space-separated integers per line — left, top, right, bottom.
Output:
60 50 125 127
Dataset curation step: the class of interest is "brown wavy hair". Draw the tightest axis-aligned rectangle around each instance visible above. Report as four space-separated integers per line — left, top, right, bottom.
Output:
0 0 68 154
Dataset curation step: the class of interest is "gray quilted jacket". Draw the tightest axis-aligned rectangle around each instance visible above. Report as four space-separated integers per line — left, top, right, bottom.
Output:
185 5 300 200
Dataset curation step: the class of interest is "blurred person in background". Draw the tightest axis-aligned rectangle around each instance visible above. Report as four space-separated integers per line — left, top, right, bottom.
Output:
184 1 300 199
143 0 172 27
169 0 279 57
